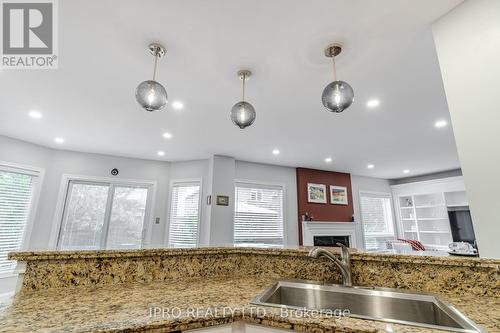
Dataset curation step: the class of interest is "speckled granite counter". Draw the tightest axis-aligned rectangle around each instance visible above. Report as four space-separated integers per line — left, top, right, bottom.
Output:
9 247 500 296
2 247 499 333
0 275 498 333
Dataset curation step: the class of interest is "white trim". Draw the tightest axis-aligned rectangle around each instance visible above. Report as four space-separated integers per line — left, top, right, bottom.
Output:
165 178 203 247
49 174 157 250
0 160 44 176
301 221 359 248
0 160 45 252
358 190 393 197
0 291 15 302
390 176 465 193
234 179 288 247
0 272 18 279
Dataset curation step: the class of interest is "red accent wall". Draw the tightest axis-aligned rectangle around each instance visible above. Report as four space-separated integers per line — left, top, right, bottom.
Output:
296 167 354 245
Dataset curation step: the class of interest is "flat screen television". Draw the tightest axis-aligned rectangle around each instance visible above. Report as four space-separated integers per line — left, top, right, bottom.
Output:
448 206 477 248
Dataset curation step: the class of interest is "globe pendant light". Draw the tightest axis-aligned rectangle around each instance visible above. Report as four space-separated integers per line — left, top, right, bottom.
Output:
136 43 168 112
321 43 354 113
230 70 256 129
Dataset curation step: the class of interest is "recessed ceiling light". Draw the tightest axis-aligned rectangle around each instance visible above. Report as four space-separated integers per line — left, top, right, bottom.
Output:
325 157 333 163
272 149 280 155
171 101 184 110
403 169 410 174
162 132 172 139
157 151 165 156
367 164 375 169
434 120 447 128
54 137 65 144
366 99 380 108
29 110 43 119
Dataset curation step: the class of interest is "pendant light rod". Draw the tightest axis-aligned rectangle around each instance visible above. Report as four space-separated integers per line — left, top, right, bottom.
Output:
242 73 246 101
238 69 252 102
324 43 342 81
148 42 166 81
152 55 158 81
332 55 337 81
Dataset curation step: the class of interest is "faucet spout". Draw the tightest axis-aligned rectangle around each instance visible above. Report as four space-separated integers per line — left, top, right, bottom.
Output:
308 243 352 287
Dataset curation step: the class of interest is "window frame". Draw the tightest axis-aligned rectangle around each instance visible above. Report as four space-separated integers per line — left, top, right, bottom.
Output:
51 174 156 250
358 190 397 251
165 178 203 248
0 161 44 277
233 179 287 247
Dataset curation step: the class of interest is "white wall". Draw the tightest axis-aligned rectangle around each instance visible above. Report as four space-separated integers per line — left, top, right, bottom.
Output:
235 161 299 246
207 156 236 245
350 175 394 249
0 135 302 251
433 0 500 258
0 135 171 249
0 134 393 253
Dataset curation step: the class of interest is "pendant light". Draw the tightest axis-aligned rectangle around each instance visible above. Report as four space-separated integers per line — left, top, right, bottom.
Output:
230 70 256 129
321 43 354 113
136 43 168 112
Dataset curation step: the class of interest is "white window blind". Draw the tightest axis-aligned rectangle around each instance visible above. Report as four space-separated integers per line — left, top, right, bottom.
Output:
58 180 150 250
0 167 37 274
234 183 284 247
168 182 201 248
360 192 396 251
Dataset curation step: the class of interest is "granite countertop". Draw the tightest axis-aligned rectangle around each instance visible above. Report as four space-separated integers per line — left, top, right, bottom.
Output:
0 275 498 333
10 246 500 268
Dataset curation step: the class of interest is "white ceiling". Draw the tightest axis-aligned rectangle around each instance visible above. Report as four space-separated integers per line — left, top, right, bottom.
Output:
0 0 464 179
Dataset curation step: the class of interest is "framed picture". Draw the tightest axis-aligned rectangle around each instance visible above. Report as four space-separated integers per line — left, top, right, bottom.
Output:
330 185 348 205
307 183 327 203
216 195 229 206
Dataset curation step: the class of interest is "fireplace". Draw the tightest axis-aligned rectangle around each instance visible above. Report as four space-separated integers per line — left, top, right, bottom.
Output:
313 235 350 247
302 221 360 248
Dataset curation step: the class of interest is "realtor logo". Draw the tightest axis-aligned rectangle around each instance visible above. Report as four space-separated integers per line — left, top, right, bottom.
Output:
1 0 58 69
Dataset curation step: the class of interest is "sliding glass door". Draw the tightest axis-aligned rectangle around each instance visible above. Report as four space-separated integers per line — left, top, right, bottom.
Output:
58 180 151 250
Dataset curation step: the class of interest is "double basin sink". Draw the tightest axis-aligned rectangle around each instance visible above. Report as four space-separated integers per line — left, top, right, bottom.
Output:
251 280 485 332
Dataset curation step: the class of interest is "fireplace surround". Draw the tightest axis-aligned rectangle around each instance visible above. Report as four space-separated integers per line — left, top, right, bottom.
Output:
301 221 361 248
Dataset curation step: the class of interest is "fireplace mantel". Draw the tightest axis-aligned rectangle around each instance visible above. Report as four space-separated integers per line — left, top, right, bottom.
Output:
301 221 362 248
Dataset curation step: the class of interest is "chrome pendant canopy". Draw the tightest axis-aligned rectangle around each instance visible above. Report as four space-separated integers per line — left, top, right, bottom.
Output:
136 43 168 112
321 43 354 113
230 70 256 129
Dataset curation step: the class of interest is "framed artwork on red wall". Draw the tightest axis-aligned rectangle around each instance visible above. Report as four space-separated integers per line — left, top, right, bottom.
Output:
307 183 327 203
330 185 348 205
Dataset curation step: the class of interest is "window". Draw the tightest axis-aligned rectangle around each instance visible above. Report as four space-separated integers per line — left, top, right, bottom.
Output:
234 182 284 247
359 192 396 251
0 165 39 274
168 182 201 248
58 180 151 250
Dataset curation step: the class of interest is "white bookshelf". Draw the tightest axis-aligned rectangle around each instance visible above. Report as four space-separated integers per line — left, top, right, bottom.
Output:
391 177 468 251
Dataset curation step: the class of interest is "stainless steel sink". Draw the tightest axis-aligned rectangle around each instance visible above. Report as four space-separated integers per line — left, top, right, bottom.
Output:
251 280 485 333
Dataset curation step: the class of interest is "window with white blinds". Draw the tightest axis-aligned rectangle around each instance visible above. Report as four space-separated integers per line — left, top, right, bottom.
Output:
359 192 396 251
168 182 201 248
0 166 38 274
234 182 284 247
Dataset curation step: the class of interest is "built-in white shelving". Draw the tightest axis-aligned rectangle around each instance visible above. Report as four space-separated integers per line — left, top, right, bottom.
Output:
391 177 468 251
